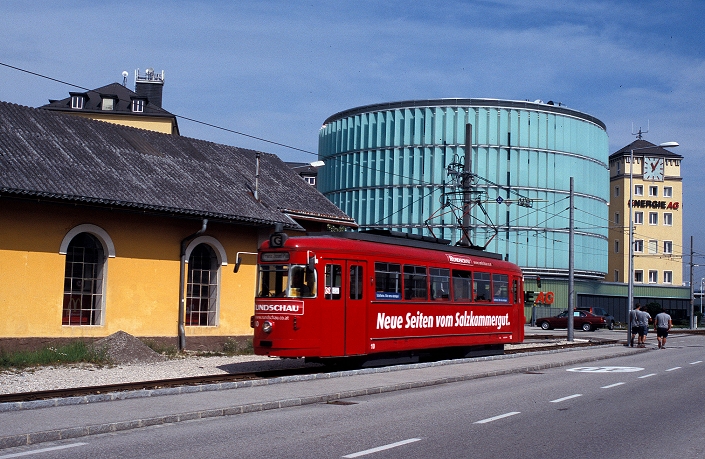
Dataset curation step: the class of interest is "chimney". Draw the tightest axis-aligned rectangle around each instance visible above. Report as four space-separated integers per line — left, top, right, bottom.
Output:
134 68 165 108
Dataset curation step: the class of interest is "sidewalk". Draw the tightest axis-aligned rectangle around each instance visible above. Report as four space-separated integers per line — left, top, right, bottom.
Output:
0 342 643 450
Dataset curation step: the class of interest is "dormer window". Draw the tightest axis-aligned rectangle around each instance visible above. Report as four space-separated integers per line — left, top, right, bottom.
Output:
131 98 146 113
70 95 85 109
101 96 116 111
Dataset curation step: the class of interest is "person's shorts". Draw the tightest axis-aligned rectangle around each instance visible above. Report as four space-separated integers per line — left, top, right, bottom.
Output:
656 327 669 338
638 325 647 336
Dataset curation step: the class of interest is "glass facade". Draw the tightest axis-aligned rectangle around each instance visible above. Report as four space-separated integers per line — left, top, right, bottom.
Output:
318 99 609 278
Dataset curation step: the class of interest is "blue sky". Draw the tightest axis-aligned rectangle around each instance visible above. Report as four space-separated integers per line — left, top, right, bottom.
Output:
2 0 704 282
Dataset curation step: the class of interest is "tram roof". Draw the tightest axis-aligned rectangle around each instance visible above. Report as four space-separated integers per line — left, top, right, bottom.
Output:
299 231 505 262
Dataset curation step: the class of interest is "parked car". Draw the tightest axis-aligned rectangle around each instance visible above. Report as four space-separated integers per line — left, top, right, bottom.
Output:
576 306 616 330
538 310 606 332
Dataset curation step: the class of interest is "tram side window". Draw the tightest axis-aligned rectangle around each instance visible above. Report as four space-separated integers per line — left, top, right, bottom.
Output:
474 272 492 302
289 265 316 298
375 262 401 300
257 265 288 297
452 270 472 301
404 265 428 300
430 267 450 300
492 274 509 303
325 264 342 300
350 265 363 300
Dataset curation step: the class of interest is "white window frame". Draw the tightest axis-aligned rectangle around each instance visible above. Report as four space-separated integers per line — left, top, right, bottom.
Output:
132 99 145 113
634 270 644 283
634 184 643 196
648 270 658 284
71 95 85 109
649 186 658 197
101 97 115 111
663 240 673 254
634 239 644 253
664 213 672 226
649 212 658 225
648 240 658 254
634 212 643 225
663 186 673 198
663 271 673 284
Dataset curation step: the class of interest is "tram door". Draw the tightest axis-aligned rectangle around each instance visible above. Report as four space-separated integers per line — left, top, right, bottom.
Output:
324 261 367 356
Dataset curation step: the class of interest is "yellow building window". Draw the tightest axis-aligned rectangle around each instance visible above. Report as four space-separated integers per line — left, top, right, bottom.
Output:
63 233 104 325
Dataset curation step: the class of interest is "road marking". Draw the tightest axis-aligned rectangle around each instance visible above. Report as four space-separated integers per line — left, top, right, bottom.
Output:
638 373 656 379
0 443 87 458
690 361 702 365
666 367 682 372
601 382 625 389
342 438 421 458
550 394 582 403
474 411 521 424
567 366 643 373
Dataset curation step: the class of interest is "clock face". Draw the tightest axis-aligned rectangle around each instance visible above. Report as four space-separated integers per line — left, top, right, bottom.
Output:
643 156 665 181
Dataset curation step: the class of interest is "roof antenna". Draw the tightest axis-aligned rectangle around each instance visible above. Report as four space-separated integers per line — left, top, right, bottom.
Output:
631 120 649 140
122 71 128 87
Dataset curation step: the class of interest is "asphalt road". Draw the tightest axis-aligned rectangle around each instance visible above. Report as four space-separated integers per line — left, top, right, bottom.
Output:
2 334 704 459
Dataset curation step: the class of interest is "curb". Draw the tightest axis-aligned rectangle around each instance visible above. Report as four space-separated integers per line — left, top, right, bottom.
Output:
0 345 641 450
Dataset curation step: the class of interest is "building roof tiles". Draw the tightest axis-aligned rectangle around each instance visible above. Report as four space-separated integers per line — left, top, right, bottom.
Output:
0 101 355 230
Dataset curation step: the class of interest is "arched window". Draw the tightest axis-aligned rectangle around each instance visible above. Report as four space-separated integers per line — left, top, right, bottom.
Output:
63 233 105 325
186 243 218 326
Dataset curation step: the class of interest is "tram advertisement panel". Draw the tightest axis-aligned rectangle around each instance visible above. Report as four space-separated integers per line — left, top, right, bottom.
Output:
369 304 517 351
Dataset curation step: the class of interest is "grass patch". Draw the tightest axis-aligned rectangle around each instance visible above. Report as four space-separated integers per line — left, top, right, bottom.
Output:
0 341 109 370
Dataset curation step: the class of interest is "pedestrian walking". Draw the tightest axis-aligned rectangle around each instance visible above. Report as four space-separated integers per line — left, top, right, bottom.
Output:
654 309 672 349
636 306 651 348
629 304 641 347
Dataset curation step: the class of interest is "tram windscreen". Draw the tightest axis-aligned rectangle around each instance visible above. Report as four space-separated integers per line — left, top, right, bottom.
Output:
257 264 316 298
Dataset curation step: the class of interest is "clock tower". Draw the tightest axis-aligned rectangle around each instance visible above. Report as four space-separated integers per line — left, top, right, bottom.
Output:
607 139 683 287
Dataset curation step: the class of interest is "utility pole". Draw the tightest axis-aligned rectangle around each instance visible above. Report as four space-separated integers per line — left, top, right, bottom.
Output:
460 123 473 247
567 177 574 341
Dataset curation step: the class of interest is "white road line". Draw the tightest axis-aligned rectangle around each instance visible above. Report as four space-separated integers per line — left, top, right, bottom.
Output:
639 373 656 379
601 382 625 389
690 361 702 365
550 394 582 403
0 443 88 458
474 411 521 424
666 367 682 372
342 438 422 458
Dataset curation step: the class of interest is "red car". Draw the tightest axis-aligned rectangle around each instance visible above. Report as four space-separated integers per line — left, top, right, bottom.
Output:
538 310 606 332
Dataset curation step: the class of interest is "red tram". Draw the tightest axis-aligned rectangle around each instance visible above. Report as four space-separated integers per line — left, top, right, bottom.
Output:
249 230 524 363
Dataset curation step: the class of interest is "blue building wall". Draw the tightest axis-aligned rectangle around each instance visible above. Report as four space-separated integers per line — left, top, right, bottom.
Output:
318 99 609 279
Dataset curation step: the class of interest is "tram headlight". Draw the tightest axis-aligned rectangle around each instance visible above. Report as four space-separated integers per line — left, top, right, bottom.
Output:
262 320 273 334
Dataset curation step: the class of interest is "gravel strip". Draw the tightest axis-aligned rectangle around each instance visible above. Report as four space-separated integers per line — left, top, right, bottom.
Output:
0 339 582 395
0 355 314 395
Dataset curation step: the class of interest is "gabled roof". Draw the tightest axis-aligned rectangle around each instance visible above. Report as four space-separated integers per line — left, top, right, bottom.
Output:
40 82 179 133
0 101 356 230
610 139 683 160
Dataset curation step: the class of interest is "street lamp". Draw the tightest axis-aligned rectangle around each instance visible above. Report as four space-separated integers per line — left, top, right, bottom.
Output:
627 141 679 345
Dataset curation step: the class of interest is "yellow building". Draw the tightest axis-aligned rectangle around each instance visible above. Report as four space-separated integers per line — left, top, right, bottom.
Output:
0 100 355 352
608 139 683 287
39 69 179 135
